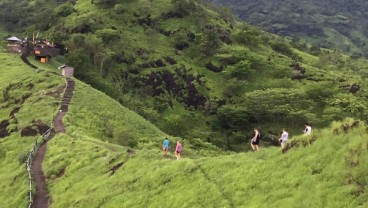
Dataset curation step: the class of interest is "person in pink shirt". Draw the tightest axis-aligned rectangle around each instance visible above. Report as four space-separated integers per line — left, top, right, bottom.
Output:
175 141 182 160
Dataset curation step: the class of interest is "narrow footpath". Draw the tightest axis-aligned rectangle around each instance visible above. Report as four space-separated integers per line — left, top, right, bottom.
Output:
31 77 75 208
20 51 75 208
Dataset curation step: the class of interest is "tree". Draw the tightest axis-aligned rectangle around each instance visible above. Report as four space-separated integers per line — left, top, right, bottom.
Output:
96 48 116 76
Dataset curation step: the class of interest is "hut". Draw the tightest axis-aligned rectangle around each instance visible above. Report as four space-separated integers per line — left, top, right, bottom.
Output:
6 36 23 53
58 65 74 77
33 41 61 63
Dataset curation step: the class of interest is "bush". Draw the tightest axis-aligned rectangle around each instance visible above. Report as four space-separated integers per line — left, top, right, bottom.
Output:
55 3 74 17
271 42 294 57
96 29 121 44
116 130 138 148
18 152 29 164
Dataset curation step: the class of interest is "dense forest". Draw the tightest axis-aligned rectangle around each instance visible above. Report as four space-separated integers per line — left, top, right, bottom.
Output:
205 0 368 58
1 0 368 151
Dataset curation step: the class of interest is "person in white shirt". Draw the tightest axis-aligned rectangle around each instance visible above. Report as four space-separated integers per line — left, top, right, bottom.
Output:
304 124 312 135
279 128 288 149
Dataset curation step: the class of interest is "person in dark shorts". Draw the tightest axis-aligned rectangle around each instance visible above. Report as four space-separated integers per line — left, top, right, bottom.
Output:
250 128 260 152
175 141 182 160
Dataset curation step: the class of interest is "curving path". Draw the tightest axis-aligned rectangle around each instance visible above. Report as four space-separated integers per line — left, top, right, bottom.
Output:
20 51 75 208
54 77 75 133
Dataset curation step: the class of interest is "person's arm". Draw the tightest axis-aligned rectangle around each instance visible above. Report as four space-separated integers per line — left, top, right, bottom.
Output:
251 131 258 141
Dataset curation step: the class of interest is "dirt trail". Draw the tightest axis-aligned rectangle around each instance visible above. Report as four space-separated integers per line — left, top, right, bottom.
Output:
31 78 75 208
21 50 76 207
31 143 50 208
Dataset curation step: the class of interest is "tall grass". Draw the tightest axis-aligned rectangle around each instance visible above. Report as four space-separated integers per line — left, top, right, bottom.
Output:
43 118 368 208
0 51 64 206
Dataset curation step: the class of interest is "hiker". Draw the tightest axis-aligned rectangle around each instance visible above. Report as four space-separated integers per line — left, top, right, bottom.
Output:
279 128 289 149
250 128 260 152
304 124 312 135
162 137 170 156
175 141 182 160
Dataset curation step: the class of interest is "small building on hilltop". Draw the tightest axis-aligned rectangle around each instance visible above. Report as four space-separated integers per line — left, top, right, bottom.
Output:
6 36 23 53
58 64 74 77
6 35 67 63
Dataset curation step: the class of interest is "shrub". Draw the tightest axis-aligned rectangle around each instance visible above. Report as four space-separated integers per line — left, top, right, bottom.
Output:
18 152 29 164
96 29 120 44
55 3 74 17
271 42 294 57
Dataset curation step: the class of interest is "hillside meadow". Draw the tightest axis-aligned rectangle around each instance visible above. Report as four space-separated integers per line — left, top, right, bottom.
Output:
0 45 367 208
0 50 64 207
0 0 368 207
43 119 368 208
2 0 368 150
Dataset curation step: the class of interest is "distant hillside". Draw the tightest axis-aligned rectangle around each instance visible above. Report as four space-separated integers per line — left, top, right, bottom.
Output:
205 0 368 57
1 0 368 151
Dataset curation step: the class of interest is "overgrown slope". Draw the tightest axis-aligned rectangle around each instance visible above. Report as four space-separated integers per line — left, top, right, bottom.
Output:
206 0 368 57
0 50 64 207
1 0 368 152
0 48 219 206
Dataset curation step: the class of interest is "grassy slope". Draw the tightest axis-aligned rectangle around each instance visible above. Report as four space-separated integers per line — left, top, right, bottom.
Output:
0 48 367 207
0 2 368 207
60 0 367 132
43 118 368 208
0 50 64 207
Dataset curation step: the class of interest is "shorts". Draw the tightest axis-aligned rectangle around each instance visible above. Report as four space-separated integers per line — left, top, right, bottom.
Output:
281 140 287 144
163 147 168 150
176 151 181 154
251 139 259 145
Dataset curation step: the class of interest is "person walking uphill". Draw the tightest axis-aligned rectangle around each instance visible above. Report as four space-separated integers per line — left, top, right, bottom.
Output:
251 128 260 152
279 128 289 151
162 138 170 157
175 141 182 160
304 124 312 135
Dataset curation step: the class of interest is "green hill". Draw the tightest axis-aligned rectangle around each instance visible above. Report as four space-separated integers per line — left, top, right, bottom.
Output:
1 0 367 150
0 1 368 207
42 120 368 208
0 48 219 207
205 0 368 57
0 52 367 207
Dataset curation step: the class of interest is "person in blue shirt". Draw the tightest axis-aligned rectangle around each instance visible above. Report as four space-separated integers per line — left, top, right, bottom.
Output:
162 138 170 157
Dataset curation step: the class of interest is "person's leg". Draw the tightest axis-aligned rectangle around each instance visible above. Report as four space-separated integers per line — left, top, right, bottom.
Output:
281 142 286 151
255 144 259 151
251 143 255 151
177 152 181 160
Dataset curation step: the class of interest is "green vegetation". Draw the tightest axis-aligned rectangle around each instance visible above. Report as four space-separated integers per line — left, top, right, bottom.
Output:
2 0 366 151
0 1 368 207
206 0 368 57
0 51 63 207
42 118 368 208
